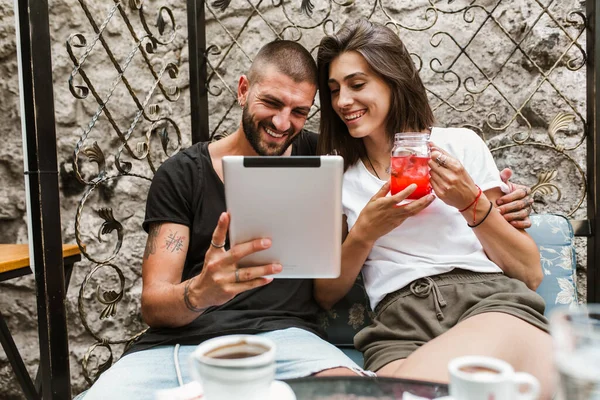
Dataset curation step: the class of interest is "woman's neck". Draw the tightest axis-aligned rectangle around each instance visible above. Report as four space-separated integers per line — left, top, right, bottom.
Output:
362 134 392 179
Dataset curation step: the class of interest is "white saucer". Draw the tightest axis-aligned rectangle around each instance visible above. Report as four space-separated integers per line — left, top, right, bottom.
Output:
155 380 295 400
270 380 296 400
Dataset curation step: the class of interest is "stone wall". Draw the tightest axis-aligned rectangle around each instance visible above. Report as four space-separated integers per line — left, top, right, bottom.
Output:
0 0 588 398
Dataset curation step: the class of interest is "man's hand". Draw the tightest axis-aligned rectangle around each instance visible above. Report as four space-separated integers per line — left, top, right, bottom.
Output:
496 168 534 229
185 212 283 311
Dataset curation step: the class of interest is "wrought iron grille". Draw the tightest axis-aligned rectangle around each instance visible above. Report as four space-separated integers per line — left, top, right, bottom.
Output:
64 0 587 387
206 0 586 219
64 0 185 384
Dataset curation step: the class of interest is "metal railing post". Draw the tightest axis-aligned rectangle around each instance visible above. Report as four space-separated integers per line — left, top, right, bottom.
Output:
587 0 600 303
188 0 209 143
13 0 71 396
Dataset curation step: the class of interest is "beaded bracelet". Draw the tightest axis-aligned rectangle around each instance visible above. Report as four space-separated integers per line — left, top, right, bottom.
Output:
458 185 482 212
467 200 494 228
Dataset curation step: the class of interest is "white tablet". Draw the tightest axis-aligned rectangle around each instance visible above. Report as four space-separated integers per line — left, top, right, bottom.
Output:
223 155 343 279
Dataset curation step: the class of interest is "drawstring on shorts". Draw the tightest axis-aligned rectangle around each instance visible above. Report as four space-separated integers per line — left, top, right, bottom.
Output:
374 270 501 320
409 277 447 320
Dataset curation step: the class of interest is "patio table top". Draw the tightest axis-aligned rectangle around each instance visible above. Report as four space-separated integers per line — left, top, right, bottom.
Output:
285 376 449 400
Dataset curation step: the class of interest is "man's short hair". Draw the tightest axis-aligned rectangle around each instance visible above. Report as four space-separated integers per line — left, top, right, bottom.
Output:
248 40 317 87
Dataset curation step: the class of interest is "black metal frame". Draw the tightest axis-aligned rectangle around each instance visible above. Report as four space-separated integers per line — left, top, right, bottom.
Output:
587 0 600 303
188 0 209 143
14 0 72 397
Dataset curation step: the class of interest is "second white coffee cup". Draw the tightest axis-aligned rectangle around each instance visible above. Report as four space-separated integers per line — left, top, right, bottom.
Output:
448 355 540 400
190 335 276 400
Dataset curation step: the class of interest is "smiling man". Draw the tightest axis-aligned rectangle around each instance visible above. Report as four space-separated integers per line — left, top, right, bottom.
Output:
77 40 369 400
240 63 314 156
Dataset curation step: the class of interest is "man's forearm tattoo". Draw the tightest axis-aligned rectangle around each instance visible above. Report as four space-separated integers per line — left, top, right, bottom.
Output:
165 230 185 253
184 277 207 313
144 224 161 260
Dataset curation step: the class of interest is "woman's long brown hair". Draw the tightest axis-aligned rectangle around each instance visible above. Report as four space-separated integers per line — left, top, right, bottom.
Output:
316 19 435 170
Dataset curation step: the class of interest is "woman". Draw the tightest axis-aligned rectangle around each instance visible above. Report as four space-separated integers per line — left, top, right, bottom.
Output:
314 19 554 398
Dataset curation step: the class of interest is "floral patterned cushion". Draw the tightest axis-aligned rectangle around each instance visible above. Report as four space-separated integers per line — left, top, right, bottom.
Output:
322 213 578 354
319 274 372 348
527 214 578 316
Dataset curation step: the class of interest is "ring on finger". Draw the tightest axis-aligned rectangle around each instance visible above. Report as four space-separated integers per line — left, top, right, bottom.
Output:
435 154 448 168
234 268 241 283
211 240 226 249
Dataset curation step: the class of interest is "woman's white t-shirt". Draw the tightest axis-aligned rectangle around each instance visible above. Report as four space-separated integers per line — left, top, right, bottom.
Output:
342 127 509 310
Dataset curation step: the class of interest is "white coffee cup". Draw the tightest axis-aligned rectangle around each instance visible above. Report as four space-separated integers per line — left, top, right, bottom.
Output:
448 356 540 400
190 335 276 400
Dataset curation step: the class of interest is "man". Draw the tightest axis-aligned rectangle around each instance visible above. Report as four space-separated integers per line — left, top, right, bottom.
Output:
79 40 532 399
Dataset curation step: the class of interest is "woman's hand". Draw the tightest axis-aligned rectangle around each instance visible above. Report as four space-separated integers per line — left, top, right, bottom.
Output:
351 181 435 244
428 145 479 210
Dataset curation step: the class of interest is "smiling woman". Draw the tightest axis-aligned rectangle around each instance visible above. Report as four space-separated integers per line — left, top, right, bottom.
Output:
314 19 555 400
317 22 434 172
327 52 392 160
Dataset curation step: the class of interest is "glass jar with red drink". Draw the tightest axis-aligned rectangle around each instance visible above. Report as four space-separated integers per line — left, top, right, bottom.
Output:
390 132 432 199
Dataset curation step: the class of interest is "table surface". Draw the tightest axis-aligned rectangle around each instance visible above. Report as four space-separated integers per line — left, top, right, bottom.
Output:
286 376 449 399
0 243 81 274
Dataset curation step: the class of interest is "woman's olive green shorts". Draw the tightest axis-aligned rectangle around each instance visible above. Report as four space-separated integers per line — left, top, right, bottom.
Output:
354 269 549 372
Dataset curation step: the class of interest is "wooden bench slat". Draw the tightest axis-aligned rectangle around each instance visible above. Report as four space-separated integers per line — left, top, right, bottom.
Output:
0 244 81 275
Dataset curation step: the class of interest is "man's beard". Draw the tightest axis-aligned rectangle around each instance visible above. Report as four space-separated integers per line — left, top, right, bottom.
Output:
241 105 297 156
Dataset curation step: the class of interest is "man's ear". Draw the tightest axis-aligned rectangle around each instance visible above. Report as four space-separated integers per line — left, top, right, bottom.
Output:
237 75 250 107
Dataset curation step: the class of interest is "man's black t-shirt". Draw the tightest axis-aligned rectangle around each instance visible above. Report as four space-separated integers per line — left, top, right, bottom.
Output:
128 131 323 353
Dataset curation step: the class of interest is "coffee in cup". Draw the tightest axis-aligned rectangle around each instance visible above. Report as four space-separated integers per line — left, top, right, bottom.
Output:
204 340 270 359
458 365 502 376
448 356 540 400
190 335 276 400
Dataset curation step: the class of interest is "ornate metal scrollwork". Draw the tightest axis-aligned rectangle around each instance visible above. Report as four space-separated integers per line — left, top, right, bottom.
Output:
532 170 562 202
77 263 128 383
205 1 586 221
68 0 182 385
82 342 113 385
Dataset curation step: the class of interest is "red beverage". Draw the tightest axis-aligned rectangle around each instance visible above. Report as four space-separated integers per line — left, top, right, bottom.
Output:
390 155 432 199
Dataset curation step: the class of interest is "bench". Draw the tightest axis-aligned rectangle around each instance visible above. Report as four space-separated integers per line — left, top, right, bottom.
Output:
322 214 578 367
